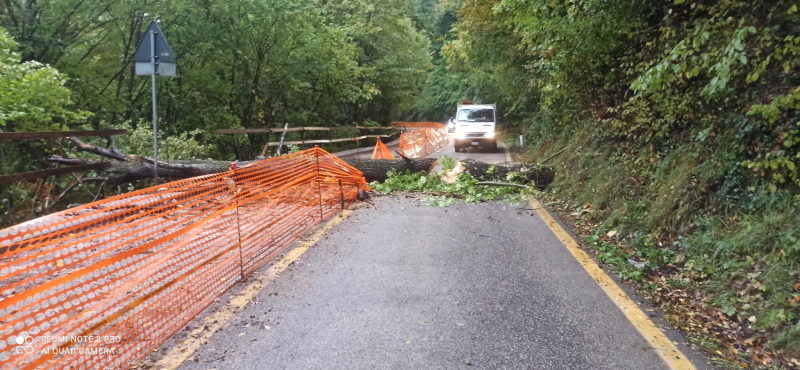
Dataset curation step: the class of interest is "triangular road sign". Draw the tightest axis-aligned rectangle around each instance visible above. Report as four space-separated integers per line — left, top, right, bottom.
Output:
133 21 176 76
134 21 175 62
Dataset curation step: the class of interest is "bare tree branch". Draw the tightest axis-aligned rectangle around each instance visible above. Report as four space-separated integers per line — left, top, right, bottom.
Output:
68 137 130 161
48 155 88 166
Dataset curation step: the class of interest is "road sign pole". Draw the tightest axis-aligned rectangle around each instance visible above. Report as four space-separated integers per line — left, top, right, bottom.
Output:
134 21 175 185
150 30 158 185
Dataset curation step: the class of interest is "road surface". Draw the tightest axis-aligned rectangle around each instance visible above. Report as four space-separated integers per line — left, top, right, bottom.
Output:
429 135 508 164
147 140 711 370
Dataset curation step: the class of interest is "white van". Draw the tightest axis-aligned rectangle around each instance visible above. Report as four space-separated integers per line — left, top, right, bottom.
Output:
453 104 497 152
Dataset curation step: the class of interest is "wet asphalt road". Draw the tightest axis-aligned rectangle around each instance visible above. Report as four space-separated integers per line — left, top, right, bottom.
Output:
169 141 710 370
429 135 508 164
175 196 687 370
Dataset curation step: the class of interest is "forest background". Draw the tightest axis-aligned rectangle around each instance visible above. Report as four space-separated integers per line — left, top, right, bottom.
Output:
3 0 800 367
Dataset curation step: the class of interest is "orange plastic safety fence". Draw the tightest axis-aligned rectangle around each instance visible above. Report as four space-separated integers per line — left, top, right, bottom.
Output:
371 139 394 160
0 148 367 370
399 127 450 158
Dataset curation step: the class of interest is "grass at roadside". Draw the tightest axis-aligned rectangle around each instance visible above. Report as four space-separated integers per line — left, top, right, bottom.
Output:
503 129 800 369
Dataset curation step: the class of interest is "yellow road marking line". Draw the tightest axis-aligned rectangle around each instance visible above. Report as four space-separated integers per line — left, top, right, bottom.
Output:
153 210 352 370
527 196 696 370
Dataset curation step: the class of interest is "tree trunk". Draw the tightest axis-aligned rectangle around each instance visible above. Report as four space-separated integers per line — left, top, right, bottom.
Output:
458 159 555 188
342 158 553 187
342 158 437 182
51 150 553 188
103 160 245 187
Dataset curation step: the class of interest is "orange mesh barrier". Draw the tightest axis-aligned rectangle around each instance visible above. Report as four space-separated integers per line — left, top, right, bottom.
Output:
399 127 450 158
392 122 447 129
0 147 367 370
371 139 394 160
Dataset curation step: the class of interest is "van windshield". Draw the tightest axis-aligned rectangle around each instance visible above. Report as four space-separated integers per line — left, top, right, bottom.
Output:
457 109 494 122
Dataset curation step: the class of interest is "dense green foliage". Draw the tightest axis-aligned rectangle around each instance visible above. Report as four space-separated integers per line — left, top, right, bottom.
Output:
0 0 433 224
0 28 87 131
421 0 800 366
0 27 91 224
3 0 800 364
370 157 530 204
2 0 432 158
1 27 89 169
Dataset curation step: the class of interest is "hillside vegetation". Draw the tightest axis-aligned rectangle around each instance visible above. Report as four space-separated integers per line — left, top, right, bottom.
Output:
414 0 800 367
3 0 800 366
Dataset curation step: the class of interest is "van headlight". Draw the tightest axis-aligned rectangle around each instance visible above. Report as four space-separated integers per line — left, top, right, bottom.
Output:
455 132 468 139
484 132 495 138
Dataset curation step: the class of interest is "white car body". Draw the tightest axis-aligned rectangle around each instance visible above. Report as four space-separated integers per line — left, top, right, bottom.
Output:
453 104 497 151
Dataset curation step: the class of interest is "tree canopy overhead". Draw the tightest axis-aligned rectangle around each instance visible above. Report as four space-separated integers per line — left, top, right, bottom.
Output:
0 0 434 223
1 0 432 159
3 0 800 366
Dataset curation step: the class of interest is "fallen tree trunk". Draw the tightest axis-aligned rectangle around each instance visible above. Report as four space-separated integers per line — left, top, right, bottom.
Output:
40 138 554 214
50 153 552 188
103 160 248 187
459 159 554 188
342 158 553 187
48 137 255 187
342 158 437 182
49 157 248 187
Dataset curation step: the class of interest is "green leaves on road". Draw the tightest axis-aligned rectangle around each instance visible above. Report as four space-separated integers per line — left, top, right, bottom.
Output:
369 156 532 206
